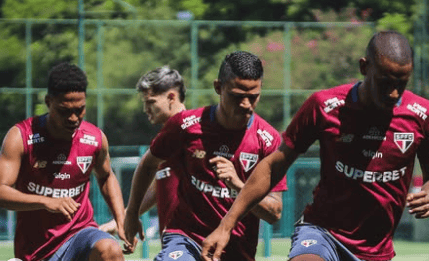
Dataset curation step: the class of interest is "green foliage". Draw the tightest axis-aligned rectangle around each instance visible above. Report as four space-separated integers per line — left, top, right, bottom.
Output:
376 13 413 35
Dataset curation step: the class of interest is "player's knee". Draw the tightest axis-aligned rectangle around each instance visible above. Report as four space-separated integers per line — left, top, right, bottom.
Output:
90 238 124 261
289 254 325 261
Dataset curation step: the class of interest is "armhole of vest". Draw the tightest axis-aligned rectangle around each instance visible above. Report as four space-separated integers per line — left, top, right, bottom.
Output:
16 124 28 155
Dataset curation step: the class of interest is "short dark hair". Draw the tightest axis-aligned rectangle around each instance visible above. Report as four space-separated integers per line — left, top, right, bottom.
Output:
218 51 263 84
48 62 88 96
136 65 186 102
366 31 413 66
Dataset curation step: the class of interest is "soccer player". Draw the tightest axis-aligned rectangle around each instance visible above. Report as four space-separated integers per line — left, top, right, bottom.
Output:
201 31 429 261
99 65 186 237
124 51 287 260
0 62 132 261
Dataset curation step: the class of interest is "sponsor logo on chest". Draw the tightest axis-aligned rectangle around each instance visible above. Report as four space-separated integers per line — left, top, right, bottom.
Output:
407 102 428 120
394 132 414 153
27 133 45 145
239 152 259 172
362 127 386 141
323 97 345 113
155 167 171 180
213 145 234 159
77 156 93 174
79 134 98 147
181 115 201 129
53 153 72 165
257 129 274 147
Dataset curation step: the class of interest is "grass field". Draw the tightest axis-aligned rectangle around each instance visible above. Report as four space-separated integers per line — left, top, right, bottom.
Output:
0 239 427 261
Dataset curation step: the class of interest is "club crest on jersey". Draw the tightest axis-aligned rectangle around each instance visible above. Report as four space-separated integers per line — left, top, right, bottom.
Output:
394 133 414 153
168 250 183 260
77 156 92 174
240 152 259 172
301 239 317 247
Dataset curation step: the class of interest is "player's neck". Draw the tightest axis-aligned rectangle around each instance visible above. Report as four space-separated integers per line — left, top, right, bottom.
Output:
214 105 247 130
46 114 74 141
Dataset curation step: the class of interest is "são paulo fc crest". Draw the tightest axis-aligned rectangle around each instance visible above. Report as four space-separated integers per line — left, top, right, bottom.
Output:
301 239 317 247
77 156 93 174
240 152 259 172
168 250 183 260
394 132 414 153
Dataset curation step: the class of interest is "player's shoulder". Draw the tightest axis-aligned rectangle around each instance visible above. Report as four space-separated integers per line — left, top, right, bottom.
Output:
252 113 281 142
173 106 208 130
78 120 103 140
401 90 429 106
311 82 354 102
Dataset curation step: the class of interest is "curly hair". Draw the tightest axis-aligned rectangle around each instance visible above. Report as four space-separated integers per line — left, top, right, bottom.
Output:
136 65 186 102
47 62 88 96
218 51 263 85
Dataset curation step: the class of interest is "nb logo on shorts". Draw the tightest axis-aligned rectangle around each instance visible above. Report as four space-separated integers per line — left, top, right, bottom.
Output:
301 239 317 247
168 250 183 260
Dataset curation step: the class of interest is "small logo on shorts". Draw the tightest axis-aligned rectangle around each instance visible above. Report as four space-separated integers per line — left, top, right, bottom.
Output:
168 250 183 260
301 239 317 247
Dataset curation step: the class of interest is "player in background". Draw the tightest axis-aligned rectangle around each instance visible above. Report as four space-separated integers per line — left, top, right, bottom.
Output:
0 62 132 261
124 51 287 261
99 65 186 238
201 31 429 261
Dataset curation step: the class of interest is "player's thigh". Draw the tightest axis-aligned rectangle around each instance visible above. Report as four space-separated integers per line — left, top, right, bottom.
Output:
154 233 202 261
288 224 339 261
48 227 120 261
88 238 124 261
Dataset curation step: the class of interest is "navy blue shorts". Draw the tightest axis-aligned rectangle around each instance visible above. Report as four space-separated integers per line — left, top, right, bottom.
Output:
47 227 115 261
154 233 202 261
289 222 363 261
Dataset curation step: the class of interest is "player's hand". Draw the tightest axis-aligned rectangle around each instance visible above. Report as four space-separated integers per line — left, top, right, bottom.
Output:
117 223 138 254
44 197 81 221
201 226 230 261
124 211 144 246
210 156 243 191
99 219 118 235
407 190 429 218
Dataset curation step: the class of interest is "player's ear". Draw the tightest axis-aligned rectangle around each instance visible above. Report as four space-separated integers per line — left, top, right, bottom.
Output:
214 79 221 95
359 57 368 76
45 94 51 108
167 91 175 101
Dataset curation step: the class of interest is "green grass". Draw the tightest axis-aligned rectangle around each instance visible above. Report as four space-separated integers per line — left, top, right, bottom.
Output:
0 239 427 260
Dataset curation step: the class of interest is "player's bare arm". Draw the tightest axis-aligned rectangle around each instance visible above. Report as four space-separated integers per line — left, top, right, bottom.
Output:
202 144 299 261
407 160 429 218
209 156 282 223
0 126 80 221
93 131 134 251
124 149 163 244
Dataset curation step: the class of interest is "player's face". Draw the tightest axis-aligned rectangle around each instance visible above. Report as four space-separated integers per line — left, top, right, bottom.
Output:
361 56 413 110
218 77 261 128
46 92 86 140
141 91 171 125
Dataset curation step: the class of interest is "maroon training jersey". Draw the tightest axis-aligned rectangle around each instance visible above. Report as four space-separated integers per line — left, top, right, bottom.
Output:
283 82 429 260
14 115 100 261
155 160 180 235
150 106 287 261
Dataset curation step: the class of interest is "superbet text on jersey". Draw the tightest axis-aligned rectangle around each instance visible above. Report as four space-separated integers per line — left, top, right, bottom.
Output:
283 82 429 260
14 115 100 261
150 106 287 261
